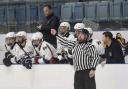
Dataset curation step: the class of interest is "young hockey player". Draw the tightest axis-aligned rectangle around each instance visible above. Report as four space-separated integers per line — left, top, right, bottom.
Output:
86 27 105 57
15 31 34 69
31 32 58 64
3 32 17 66
57 22 76 64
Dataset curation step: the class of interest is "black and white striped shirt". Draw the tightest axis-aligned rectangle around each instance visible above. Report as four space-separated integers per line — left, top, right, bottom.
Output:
57 35 100 71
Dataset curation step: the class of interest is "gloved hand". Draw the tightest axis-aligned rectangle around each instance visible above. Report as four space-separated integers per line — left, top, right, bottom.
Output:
3 52 14 67
19 56 32 69
3 58 12 67
22 58 32 69
5 52 14 59
22 59 32 69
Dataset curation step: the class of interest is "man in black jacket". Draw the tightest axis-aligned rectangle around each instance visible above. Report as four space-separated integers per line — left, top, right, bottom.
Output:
37 4 60 48
102 31 125 64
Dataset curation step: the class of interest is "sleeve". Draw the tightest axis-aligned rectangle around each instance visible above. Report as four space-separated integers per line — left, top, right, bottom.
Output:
47 43 58 58
57 35 76 50
43 43 57 60
57 39 63 53
43 47 53 60
50 16 60 30
68 34 76 41
88 45 100 70
40 22 51 34
27 45 35 58
112 43 124 60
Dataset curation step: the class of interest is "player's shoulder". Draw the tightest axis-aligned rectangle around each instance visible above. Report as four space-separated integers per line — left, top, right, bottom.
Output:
67 34 77 42
41 41 55 50
42 41 49 46
92 39 101 45
69 33 74 37
14 43 20 49
41 41 52 48
92 39 99 43
26 41 33 47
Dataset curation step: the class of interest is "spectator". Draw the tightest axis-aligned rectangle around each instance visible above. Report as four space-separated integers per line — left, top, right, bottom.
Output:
37 4 60 48
116 33 126 48
102 31 125 64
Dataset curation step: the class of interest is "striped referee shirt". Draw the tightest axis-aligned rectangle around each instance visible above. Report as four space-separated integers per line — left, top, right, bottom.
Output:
57 35 100 71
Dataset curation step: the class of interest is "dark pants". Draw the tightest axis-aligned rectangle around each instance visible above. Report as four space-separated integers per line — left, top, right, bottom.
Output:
74 70 96 89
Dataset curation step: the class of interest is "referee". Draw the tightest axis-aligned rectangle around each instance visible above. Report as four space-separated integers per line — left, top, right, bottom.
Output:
51 28 100 89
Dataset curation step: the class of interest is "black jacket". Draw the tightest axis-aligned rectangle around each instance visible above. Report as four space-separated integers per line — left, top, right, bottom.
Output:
105 39 125 64
40 13 60 47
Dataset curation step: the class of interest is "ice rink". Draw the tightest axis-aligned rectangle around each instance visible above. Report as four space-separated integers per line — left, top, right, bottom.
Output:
0 64 128 89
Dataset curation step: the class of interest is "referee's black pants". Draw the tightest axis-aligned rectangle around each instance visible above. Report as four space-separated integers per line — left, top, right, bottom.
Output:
74 69 96 89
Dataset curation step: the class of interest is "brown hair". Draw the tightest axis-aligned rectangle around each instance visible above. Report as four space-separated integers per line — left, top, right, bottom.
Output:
103 31 113 39
43 4 52 9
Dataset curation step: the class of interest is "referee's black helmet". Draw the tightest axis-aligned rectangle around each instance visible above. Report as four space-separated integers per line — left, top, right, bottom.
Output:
78 28 90 37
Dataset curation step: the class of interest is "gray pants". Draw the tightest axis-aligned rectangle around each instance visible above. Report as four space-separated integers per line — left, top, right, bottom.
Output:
74 70 96 89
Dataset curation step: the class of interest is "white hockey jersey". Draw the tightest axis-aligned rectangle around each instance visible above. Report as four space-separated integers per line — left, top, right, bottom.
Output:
57 33 76 54
35 41 57 61
15 41 35 61
90 39 105 55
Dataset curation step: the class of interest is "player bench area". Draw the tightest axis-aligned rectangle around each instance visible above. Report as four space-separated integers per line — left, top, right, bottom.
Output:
0 64 127 89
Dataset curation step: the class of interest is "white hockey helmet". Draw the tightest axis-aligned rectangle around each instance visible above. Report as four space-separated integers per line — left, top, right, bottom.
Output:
16 31 27 38
60 22 71 30
5 32 16 46
5 32 16 38
31 32 43 41
85 28 93 35
74 23 85 30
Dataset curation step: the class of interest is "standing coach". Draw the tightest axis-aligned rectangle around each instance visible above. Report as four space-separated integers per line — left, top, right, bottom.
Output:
102 31 125 64
51 28 100 89
37 4 60 48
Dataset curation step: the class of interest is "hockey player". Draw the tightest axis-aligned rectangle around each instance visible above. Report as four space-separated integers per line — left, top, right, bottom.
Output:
57 22 76 64
31 32 58 64
85 27 106 64
3 32 17 66
15 31 34 69
86 28 105 56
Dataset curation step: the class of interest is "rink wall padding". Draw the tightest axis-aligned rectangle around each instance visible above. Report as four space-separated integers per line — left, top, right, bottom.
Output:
0 64 128 89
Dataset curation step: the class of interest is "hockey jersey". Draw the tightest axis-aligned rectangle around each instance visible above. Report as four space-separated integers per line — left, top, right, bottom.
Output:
15 41 35 62
57 32 76 58
34 41 57 61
